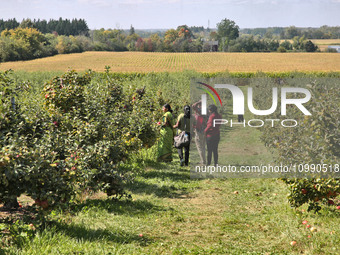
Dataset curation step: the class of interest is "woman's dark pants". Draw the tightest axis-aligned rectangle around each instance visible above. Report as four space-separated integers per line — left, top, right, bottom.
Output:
206 134 220 166
177 133 191 166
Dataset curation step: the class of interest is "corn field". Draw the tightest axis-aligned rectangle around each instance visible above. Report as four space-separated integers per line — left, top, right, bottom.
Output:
1 52 340 73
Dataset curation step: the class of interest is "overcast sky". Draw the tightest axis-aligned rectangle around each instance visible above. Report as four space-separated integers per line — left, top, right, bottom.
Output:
0 0 339 30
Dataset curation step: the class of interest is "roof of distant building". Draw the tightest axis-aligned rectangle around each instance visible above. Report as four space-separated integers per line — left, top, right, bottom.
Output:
205 41 218 46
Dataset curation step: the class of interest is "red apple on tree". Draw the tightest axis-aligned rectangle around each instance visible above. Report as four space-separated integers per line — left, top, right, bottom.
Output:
328 200 334 205
40 199 48 209
29 223 36 230
35 199 41 206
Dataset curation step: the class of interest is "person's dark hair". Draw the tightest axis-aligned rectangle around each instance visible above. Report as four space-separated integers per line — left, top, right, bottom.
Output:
184 105 190 118
208 104 218 113
163 104 173 113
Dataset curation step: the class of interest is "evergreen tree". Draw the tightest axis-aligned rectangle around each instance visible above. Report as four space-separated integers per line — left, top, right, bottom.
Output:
31 18 89 36
129 25 135 36
0 18 19 33
20 18 35 28
304 40 318 52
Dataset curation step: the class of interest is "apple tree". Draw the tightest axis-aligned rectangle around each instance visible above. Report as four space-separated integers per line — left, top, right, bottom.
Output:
41 69 162 199
255 77 340 212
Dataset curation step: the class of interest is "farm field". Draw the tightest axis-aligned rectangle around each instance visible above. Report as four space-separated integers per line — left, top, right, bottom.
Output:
1 51 340 73
310 39 340 45
312 39 340 51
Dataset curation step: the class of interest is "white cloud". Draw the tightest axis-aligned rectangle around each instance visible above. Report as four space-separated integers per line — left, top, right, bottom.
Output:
118 3 139 9
170 0 275 4
117 0 180 3
77 0 112 7
71 0 340 5
183 0 340 3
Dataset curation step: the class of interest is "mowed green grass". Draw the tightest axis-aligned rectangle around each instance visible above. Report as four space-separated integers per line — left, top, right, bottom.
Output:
1 51 340 73
5 118 340 254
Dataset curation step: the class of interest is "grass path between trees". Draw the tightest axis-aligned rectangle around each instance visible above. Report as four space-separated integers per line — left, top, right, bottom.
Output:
5 122 340 254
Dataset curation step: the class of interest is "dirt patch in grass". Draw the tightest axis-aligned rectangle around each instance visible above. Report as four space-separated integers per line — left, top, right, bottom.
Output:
0 207 36 221
0 192 108 221
76 190 107 203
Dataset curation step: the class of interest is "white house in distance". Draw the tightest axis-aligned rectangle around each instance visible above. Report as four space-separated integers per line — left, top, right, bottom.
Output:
327 45 340 53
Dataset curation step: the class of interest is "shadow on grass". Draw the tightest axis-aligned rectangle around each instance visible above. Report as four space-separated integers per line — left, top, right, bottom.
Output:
70 198 167 217
125 161 204 198
128 179 189 199
140 167 191 180
49 219 153 246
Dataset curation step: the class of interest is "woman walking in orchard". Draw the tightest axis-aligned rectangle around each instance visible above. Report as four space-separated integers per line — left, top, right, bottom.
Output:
173 105 196 166
192 100 207 165
205 104 222 166
157 104 175 162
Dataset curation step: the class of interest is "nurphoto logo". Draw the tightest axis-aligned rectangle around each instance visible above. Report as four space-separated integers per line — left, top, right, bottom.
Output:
198 82 311 128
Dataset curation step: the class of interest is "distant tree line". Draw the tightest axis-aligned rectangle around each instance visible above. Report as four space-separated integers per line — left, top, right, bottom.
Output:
0 18 20 31
227 36 318 53
34 18 89 36
0 18 333 63
241 25 340 40
0 18 89 36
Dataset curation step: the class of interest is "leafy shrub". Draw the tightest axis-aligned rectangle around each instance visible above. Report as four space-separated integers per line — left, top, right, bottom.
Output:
280 40 292 51
277 46 287 53
254 77 340 212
